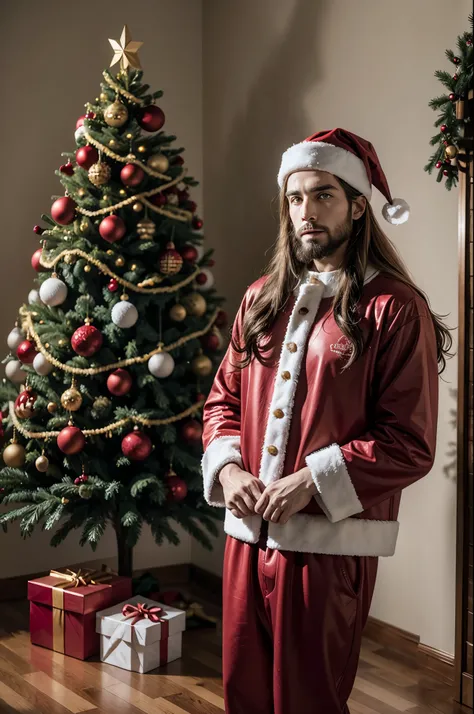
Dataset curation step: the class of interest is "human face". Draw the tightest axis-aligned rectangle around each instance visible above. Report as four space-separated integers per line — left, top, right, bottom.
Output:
285 170 366 269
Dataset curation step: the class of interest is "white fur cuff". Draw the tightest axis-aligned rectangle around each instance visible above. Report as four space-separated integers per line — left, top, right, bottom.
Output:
305 443 364 523
201 435 243 507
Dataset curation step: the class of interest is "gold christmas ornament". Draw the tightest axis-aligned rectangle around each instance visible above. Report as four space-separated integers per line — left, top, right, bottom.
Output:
58 338 66 347
2 443 26 467
191 354 213 377
170 303 187 321
77 188 86 198
47 401 58 413
138 145 146 153
84 265 91 273
120 293 130 301
129 263 138 271
104 99 129 127
115 256 125 267
61 497 69 505
147 153 169 173
126 133 133 140
106 249 114 256
137 218 156 239
35 454 50 472
132 202 143 212
80 220 88 232
109 139 117 147
45 343 50 349
181 292 206 317
88 161 111 186
445 145 458 159
61 386 83 412
159 241 183 275
119 188 127 196
100 92 108 102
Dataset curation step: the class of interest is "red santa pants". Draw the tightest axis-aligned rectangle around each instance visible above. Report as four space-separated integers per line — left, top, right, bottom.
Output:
222 521 378 714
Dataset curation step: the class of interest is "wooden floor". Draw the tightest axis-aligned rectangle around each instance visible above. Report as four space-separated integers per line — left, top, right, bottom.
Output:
0 596 467 714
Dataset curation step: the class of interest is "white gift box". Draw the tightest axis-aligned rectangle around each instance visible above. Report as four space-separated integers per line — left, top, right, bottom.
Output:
96 594 186 673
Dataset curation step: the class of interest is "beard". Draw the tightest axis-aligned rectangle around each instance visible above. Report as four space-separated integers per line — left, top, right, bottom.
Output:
292 208 353 263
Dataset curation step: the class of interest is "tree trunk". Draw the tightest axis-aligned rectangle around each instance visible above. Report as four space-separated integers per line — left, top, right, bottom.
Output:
114 521 133 577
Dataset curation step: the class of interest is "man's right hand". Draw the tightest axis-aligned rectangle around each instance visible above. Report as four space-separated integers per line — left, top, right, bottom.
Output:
218 463 265 519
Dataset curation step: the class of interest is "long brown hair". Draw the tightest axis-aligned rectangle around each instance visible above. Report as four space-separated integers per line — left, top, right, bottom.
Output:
231 176 454 375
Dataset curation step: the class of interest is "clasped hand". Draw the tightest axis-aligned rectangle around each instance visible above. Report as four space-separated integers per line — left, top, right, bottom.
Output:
219 463 316 525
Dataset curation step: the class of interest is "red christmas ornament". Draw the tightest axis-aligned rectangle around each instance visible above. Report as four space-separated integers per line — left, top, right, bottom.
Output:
57 426 85 454
453 56 460 64
159 242 184 275
99 215 126 243
120 163 145 187
71 324 103 357
180 244 198 262
76 115 86 129
453 74 459 81
173 156 184 166
150 193 167 207
121 429 152 461
449 93 456 101
108 278 119 292
166 474 188 502
435 161 442 169
76 145 99 170
136 105 166 132
181 419 203 443
200 333 220 351
192 216 203 231
60 161 74 176
107 368 133 396
16 340 37 364
31 248 45 272
195 271 209 286
440 125 447 133
33 225 44 235
85 111 96 120
51 196 76 225
443 169 449 176
14 388 37 419
215 309 228 328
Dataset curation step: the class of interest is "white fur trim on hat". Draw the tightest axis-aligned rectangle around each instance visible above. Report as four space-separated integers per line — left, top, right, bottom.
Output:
382 198 410 225
277 141 372 199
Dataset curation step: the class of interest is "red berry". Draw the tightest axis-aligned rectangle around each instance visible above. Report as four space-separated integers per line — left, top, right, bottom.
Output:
108 278 119 292
85 111 95 119
435 161 442 169
440 125 447 133
453 74 459 81
192 216 203 231
443 140 449 146
33 225 44 235
60 162 75 176
443 170 449 176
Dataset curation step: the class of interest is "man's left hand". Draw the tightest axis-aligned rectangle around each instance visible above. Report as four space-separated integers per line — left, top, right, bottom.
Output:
254 467 317 524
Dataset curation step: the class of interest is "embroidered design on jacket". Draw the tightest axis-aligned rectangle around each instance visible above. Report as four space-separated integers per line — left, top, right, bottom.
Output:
330 335 353 357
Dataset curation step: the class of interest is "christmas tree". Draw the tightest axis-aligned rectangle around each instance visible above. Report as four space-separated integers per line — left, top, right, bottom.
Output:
0 26 227 576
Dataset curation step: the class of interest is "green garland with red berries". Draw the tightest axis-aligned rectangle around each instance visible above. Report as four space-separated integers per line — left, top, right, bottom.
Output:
424 13 473 190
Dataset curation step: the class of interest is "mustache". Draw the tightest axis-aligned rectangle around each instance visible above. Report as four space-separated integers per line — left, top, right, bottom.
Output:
297 222 328 237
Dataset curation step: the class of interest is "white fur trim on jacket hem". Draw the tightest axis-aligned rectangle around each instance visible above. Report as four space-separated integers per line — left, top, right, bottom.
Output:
277 141 372 198
224 509 399 556
201 435 243 508
305 443 364 523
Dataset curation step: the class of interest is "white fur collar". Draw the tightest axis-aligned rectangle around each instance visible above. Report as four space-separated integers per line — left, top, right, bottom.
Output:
294 264 379 298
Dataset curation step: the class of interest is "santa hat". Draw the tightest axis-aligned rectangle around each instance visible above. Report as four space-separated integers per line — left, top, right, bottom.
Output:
277 128 409 225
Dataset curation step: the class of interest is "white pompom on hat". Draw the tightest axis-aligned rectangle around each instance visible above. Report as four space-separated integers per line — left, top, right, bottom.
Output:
277 127 409 225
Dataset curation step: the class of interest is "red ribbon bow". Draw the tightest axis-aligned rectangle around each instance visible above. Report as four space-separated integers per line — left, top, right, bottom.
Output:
121 602 166 627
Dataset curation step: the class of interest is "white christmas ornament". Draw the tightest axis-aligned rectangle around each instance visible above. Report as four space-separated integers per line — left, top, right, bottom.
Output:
39 278 68 307
28 289 43 305
111 301 138 329
5 360 26 383
75 125 86 144
33 352 54 376
7 327 24 351
148 352 175 378
195 268 215 291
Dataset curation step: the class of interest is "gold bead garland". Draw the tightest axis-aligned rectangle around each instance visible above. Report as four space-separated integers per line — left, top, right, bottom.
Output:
9 398 205 440
102 69 145 106
19 306 219 376
38 248 201 294
83 131 170 181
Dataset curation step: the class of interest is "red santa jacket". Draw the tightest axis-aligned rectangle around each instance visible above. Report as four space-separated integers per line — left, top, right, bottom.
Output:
201 265 439 557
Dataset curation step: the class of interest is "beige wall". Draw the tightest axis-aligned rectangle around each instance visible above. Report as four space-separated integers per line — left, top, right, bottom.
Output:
194 0 470 656
0 0 202 577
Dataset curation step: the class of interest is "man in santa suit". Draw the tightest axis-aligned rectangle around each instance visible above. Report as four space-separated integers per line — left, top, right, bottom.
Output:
200 128 451 714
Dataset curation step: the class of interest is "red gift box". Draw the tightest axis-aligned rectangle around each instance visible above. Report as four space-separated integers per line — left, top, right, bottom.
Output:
28 566 132 660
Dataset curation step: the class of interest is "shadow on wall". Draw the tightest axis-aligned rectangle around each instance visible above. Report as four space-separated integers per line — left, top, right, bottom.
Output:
206 0 333 313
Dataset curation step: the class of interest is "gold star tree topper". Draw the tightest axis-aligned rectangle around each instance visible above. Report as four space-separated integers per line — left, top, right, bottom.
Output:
109 25 143 71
